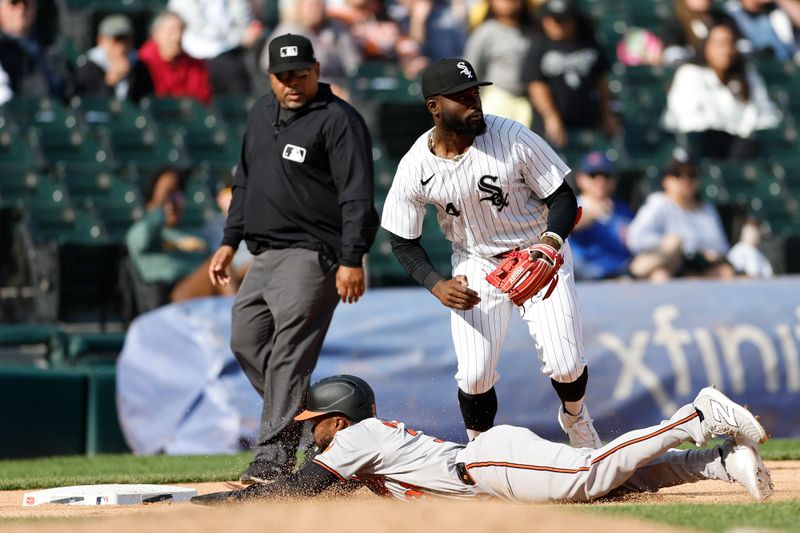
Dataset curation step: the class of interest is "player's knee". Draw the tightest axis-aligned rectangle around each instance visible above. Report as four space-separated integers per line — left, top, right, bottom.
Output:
457 372 497 396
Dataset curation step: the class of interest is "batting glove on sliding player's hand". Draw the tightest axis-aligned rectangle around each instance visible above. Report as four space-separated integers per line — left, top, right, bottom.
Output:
485 243 563 306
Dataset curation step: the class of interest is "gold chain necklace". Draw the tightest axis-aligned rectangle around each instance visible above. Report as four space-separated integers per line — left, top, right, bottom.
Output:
428 129 466 162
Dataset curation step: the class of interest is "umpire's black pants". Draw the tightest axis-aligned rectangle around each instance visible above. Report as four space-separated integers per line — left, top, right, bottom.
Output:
231 248 339 468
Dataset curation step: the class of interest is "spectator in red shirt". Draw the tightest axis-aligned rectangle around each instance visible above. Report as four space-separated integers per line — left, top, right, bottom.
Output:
138 11 212 104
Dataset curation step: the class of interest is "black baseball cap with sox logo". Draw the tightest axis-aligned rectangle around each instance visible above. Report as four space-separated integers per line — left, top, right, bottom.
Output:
421 58 492 99
267 34 317 74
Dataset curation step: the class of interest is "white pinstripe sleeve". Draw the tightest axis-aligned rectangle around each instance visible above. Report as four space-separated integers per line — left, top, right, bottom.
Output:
514 128 571 199
380 157 427 239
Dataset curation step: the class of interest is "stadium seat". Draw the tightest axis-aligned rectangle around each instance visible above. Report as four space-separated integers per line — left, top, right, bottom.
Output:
0 323 63 365
350 61 423 103
70 95 149 129
104 126 184 170
27 206 108 245
97 205 144 242
754 122 798 159
65 331 126 364
179 126 240 168
0 170 45 207
769 157 800 189
140 97 221 132
213 94 255 137
60 170 142 210
26 177 72 209
0 128 42 168
4 96 77 131
36 128 111 166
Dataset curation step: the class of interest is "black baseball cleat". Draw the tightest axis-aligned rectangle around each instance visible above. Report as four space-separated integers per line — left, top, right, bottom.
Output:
191 483 272 506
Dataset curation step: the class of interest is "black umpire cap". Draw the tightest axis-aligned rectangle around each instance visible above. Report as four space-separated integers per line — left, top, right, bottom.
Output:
294 375 377 423
267 34 316 74
422 58 492 99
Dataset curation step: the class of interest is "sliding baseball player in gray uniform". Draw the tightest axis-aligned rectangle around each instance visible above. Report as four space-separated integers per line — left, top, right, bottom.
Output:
380 58 598 447
192 375 773 505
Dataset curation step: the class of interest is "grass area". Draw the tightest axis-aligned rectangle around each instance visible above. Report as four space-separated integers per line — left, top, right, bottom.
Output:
0 453 251 491
588 502 800 532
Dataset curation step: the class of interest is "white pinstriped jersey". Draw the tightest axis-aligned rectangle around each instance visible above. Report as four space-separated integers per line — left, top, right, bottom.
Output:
312 418 476 500
381 115 571 257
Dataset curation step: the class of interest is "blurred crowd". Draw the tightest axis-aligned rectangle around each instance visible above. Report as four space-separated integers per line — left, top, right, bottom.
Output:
2 0 797 152
1 0 797 316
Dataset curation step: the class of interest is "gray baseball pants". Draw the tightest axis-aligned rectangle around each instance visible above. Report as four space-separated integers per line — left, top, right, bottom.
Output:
231 248 339 467
460 403 728 502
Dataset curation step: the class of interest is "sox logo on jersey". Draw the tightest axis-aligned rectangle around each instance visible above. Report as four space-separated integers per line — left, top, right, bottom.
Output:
477 175 509 211
381 114 586 396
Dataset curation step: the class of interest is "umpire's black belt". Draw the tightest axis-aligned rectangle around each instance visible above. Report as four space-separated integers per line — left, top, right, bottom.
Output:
455 462 476 486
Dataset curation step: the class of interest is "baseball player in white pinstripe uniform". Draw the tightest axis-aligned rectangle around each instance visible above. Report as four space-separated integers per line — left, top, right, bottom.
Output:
380 58 600 448
191 375 773 505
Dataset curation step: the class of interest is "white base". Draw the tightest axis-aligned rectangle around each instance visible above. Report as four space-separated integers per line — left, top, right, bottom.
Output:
22 484 197 506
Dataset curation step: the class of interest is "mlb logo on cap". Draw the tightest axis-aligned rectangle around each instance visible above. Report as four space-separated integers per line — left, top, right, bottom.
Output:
280 46 298 57
268 34 316 74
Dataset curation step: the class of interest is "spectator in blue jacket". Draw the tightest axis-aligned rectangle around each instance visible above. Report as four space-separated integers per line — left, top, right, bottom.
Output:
570 151 633 280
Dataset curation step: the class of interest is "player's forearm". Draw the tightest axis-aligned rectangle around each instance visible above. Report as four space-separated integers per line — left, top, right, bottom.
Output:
192 462 339 505
541 181 579 241
340 199 379 266
388 232 445 291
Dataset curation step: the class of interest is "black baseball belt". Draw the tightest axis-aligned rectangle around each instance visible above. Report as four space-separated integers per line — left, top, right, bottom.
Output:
455 462 476 486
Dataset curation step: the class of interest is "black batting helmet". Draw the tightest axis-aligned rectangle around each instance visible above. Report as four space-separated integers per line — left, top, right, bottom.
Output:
294 375 376 423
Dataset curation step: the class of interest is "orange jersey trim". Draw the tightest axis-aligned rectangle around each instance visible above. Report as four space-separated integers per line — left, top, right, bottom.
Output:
466 411 699 474
312 458 346 481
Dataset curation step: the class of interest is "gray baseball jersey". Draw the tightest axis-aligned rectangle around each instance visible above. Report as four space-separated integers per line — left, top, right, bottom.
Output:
311 407 728 502
380 115 585 395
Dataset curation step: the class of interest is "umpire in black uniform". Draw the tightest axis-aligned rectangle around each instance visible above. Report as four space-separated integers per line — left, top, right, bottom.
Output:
208 34 378 483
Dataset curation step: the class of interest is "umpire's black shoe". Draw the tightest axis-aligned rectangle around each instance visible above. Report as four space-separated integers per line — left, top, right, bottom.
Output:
239 459 291 484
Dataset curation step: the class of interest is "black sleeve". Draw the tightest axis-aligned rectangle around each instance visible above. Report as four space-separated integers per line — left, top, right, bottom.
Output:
542 180 578 241
340 199 379 266
388 231 444 292
324 105 376 265
191 461 340 506
241 461 339 499
222 129 248 248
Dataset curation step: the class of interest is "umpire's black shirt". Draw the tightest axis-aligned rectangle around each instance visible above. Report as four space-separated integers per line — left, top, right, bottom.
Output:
223 83 378 267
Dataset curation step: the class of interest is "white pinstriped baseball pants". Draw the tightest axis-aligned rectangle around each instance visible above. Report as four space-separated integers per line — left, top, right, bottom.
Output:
450 243 585 395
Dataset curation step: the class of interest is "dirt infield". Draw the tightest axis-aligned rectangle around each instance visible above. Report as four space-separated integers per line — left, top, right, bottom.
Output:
0 461 797 533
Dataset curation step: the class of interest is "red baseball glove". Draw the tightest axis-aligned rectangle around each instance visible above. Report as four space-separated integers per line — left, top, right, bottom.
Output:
485 243 564 306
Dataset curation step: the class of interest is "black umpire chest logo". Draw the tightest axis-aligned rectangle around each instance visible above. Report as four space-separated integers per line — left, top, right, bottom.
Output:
282 144 306 163
477 175 509 211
